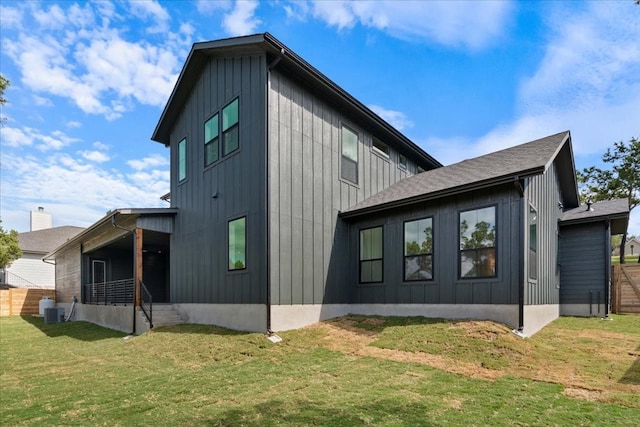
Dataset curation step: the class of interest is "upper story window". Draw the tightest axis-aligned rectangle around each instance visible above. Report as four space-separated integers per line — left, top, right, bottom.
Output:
178 138 187 182
399 154 408 170
417 166 426 173
459 206 496 279
341 125 358 184
404 217 433 281
360 226 383 283
204 113 219 166
228 216 246 271
372 138 390 158
222 98 239 156
529 205 537 280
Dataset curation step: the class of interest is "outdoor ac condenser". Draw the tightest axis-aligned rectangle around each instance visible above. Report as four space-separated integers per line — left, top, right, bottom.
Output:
44 307 64 324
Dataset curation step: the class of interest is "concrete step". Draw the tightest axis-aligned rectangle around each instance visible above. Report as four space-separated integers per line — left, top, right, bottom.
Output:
139 304 185 330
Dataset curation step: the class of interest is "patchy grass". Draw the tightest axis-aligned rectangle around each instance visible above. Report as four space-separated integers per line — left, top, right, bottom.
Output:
1 314 639 426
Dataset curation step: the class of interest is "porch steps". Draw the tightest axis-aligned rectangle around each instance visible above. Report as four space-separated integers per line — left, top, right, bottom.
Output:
140 304 185 330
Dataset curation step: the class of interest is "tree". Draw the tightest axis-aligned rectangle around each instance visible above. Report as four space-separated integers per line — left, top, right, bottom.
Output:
1 74 9 127
578 138 640 263
0 222 22 269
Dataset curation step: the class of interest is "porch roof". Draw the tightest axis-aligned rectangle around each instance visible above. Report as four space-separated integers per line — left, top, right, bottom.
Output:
44 208 178 260
560 199 629 235
341 131 579 218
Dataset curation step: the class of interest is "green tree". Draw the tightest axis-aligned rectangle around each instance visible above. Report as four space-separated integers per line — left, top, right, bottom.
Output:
578 138 640 263
0 222 22 269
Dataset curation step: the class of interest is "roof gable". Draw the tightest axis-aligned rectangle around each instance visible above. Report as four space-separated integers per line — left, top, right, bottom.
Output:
151 32 441 170
342 131 579 217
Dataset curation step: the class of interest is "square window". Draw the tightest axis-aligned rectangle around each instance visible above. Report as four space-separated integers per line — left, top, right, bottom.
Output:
372 138 390 158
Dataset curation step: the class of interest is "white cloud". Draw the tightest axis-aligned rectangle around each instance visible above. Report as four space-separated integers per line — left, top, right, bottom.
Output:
0 126 79 151
369 104 413 132
223 0 261 36
128 0 171 34
33 95 53 107
1 3 185 121
0 5 23 28
66 121 82 129
80 150 110 163
33 4 66 29
1 126 33 148
307 0 513 50
197 0 232 14
127 153 170 171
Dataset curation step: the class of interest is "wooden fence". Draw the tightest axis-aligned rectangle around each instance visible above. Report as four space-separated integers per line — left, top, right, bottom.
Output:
0 288 56 316
611 264 640 314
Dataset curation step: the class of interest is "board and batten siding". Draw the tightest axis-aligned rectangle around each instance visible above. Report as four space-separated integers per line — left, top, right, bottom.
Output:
347 185 522 305
523 160 563 305
267 69 416 306
559 222 607 304
169 52 267 305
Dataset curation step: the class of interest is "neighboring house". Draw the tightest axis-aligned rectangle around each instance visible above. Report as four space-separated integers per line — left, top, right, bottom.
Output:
3 226 84 289
45 33 629 337
624 236 640 257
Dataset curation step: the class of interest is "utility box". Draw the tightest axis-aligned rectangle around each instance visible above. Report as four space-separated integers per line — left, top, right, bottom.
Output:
44 307 64 324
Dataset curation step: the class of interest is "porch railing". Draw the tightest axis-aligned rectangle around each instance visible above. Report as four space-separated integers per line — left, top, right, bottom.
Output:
140 281 153 328
83 279 134 305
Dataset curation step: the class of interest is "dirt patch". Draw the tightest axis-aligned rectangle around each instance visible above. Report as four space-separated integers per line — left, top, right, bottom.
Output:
562 387 603 402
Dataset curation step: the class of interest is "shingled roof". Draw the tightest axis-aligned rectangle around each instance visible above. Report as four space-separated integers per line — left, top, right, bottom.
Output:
18 226 85 254
560 198 629 234
341 131 579 218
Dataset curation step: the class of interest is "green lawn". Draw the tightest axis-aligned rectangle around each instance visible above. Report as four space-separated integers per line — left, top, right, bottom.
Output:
612 255 640 265
1 314 639 426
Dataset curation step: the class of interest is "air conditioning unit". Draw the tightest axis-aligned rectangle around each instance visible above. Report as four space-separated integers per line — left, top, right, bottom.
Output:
44 307 65 324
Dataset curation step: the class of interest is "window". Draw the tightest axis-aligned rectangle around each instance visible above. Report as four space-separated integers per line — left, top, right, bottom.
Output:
529 205 537 280
228 217 246 270
399 154 408 170
204 113 219 166
372 138 390 158
404 218 433 281
417 166 426 173
341 125 358 184
178 138 187 182
222 98 239 156
459 206 496 278
360 226 383 283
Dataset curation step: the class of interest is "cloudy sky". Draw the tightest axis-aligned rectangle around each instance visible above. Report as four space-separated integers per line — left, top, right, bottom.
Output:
1 0 639 235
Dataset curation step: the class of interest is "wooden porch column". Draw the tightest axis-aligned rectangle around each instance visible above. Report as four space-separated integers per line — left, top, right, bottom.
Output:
135 227 143 306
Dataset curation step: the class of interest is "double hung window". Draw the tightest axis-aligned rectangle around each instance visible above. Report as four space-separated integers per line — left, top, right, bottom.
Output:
204 97 239 166
404 218 433 281
459 206 496 278
360 226 383 283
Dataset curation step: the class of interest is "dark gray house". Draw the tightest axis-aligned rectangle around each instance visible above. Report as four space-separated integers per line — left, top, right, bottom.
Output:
47 33 628 336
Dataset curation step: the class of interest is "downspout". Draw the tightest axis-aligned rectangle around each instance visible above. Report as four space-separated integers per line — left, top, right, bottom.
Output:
265 49 284 334
111 214 137 335
604 219 611 318
514 177 525 332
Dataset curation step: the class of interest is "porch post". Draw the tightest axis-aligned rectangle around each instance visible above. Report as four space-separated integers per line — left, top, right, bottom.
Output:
135 228 143 306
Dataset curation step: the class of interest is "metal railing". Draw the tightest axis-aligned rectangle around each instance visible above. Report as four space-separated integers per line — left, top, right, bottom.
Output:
83 279 134 305
140 281 153 328
3 271 45 289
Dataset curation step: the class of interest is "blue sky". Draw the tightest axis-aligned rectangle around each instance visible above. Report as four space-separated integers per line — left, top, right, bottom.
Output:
1 0 639 236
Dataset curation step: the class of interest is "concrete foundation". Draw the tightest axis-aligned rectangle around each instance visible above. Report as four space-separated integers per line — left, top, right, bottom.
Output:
60 303 136 334
271 303 520 332
521 304 559 337
174 303 267 332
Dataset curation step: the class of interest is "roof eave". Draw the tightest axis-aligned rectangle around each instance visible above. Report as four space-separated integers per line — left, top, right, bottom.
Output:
340 167 543 219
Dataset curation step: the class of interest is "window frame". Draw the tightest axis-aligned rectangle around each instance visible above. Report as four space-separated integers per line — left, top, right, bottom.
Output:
228 216 247 271
178 137 187 182
359 226 383 284
222 98 239 157
403 217 434 282
372 137 390 159
398 153 408 171
204 113 219 167
528 204 538 281
458 205 497 280
341 124 359 185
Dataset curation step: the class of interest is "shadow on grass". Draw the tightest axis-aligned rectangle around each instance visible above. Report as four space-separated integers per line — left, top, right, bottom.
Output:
19 315 127 341
148 323 255 336
619 343 640 385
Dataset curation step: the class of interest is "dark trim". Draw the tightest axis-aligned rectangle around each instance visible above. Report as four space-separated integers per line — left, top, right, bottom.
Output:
402 216 434 282
604 220 611 317
340 168 543 219
457 204 498 280
358 225 384 284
